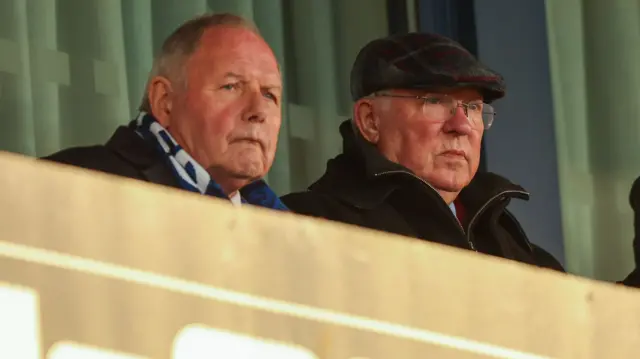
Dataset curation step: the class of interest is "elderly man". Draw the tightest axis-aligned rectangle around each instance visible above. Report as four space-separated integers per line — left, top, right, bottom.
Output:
44 13 287 210
283 32 565 271
283 32 640 287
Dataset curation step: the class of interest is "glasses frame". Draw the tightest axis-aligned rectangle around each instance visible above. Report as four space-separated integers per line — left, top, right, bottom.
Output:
369 92 497 129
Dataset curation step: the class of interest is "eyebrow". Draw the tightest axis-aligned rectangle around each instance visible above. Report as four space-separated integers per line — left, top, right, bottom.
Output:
224 72 281 91
223 72 244 80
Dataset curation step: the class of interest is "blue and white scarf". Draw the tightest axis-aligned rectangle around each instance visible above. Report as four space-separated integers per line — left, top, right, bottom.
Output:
134 112 288 211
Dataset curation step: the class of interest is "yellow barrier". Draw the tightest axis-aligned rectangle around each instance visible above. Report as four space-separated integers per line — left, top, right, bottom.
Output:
0 151 638 359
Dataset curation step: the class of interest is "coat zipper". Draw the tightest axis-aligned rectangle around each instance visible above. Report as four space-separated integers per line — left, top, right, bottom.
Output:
465 190 529 251
374 170 470 249
374 170 529 252
503 209 534 252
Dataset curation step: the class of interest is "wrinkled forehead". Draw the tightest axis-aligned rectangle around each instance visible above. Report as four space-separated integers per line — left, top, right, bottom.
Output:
188 26 281 82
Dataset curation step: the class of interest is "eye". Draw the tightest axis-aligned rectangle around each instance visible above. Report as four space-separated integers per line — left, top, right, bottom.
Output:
221 83 238 90
263 91 278 103
423 97 442 105
467 102 483 112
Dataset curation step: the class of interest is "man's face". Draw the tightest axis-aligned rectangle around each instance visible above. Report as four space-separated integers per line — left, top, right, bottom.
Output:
360 88 485 198
157 26 282 193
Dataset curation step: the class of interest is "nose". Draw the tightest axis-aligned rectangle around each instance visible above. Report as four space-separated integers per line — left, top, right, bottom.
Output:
242 89 267 123
244 111 266 123
442 105 473 135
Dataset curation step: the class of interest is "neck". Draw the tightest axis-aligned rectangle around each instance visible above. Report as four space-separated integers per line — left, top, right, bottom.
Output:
210 173 251 197
439 190 459 205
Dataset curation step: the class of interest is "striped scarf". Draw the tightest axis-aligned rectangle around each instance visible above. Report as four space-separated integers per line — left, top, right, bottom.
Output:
134 112 288 211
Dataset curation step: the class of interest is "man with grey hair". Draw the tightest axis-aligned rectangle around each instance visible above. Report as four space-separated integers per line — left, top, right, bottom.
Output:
282 32 640 287
283 32 567 271
45 13 288 209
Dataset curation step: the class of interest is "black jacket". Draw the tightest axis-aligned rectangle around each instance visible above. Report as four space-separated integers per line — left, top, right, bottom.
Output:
283 121 565 271
43 123 180 189
621 176 640 286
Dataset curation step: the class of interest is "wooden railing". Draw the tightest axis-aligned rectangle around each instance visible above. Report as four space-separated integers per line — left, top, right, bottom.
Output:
0 151 638 359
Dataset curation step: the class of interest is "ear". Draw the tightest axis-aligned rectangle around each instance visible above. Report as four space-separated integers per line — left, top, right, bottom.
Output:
147 76 174 127
354 99 380 144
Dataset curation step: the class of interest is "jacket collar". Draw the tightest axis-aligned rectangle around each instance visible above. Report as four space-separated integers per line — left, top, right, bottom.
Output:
339 120 408 177
104 123 180 189
310 120 530 212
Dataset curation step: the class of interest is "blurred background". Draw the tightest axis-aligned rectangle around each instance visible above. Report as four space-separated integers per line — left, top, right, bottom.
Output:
0 0 637 283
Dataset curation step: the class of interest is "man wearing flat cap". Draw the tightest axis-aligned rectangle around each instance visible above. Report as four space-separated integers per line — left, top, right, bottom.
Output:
283 32 640 286
282 32 563 270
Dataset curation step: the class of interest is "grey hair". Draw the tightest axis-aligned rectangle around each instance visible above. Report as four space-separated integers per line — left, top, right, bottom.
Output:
138 13 261 113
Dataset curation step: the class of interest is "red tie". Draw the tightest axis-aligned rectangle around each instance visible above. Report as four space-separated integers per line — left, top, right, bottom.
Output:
454 199 466 224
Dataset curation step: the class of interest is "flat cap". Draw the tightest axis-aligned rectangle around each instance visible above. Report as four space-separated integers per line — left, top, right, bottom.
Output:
350 32 506 103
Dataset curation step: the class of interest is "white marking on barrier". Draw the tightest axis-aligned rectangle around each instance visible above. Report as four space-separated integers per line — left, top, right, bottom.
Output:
48 341 148 359
0 283 41 359
0 240 549 359
173 325 318 359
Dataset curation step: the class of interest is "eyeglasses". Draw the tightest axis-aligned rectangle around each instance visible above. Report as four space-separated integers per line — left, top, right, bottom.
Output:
370 92 496 129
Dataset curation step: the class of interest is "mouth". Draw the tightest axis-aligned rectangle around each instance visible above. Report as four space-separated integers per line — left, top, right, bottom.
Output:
441 150 467 159
233 137 264 149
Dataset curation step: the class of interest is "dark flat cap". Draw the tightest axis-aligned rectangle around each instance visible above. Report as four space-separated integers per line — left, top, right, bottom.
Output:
350 32 506 103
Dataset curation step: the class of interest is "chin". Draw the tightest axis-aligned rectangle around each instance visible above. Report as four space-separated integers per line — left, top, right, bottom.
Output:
231 147 271 173
424 173 470 193
230 161 266 180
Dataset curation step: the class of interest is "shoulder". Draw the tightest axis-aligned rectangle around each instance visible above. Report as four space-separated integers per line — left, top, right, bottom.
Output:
41 126 157 180
282 188 373 226
498 210 565 272
530 244 565 272
627 175 640 287
621 268 640 288
282 190 346 218
630 175 640 210
42 143 138 179
43 145 117 170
